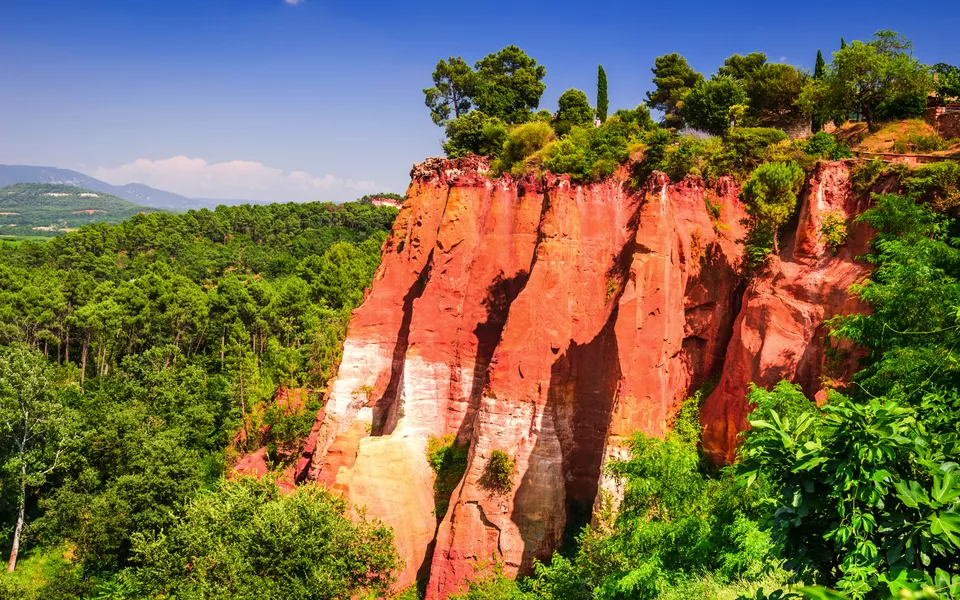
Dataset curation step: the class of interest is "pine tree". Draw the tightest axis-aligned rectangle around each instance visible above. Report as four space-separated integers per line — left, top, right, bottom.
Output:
597 64 609 122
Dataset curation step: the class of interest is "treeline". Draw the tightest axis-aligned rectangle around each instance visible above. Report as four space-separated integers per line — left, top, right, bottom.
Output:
424 32 956 184
0 199 400 598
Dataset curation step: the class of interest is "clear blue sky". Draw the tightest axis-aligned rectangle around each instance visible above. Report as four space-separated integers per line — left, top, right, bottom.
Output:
1 0 957 202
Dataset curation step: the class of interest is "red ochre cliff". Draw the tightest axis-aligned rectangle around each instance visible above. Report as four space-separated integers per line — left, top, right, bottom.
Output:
301 156 871 596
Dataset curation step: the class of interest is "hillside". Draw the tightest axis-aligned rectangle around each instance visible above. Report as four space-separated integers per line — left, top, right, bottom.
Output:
0 164 257 210
0 183 154 235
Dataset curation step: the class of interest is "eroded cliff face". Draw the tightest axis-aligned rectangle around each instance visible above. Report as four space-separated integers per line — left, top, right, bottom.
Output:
303 157 870 595
700 160 873 464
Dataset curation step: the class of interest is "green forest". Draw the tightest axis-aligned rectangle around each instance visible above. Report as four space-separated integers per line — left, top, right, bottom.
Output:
0 184 154 237
2 26 960 600
0 200 399 599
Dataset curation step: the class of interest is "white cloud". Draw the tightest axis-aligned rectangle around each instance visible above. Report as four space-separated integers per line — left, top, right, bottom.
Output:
284 0 304 5
93 156 378 203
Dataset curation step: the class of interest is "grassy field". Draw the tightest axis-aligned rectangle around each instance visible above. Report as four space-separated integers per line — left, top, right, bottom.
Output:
0 234 53 245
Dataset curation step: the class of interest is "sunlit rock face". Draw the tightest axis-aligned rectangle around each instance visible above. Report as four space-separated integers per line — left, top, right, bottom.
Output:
303 156 869 596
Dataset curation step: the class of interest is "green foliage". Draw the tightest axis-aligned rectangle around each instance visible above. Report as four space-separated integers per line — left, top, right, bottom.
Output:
723 127 790 174
426 434 469 518
0 184 153 236
425 46 547 128
523 433 780 600
542 117 641 181
423 56 475 125
613 104 653 129
818 30 932 131
804 132 854 160
480 450 514 493
126 477 402 599
891 133 953 154
492 121 555 176
683 76 748 136
818 211 848 253
646 53 704 130
719 53 768 82
903 162 960 211
739 386 960 598
813 50 828 132
0 199 395 590
443 111 508 158
743 64 809 127
554 89 594 136
472 46 548 124
741 161 805 260
597 65 609 122
933 63 960 103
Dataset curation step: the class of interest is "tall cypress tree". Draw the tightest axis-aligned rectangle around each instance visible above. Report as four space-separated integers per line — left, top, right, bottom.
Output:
597 64 609 122
812 49 826 132
840 37 847 49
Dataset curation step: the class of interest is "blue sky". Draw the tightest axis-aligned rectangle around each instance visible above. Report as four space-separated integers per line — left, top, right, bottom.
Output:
1 0 957 202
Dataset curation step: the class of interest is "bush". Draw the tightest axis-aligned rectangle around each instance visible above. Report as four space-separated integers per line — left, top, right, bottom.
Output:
127 477 402 599
541 117 640 181
819 210 848 252
426 434 469 517
722 127 789 174
904 161 960 211
613 104 654 129
891 133 951 154
803 132 854 161
493 121 555 176
443 111 508 158
480 449 515 493
663 135 722 182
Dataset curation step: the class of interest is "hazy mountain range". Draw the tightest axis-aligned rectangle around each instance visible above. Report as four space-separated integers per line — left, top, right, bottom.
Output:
0 164 261 211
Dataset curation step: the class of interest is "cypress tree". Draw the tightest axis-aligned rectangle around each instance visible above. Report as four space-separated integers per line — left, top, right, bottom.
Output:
812 49 826 132
597 64 609 122
840 37 847 49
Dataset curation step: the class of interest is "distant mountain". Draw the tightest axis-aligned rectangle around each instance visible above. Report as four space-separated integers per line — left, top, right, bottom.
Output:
0 165 260 210
0 183 153 235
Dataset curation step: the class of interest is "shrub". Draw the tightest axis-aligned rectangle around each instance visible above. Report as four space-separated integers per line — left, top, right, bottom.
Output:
493 121 555 176
426 434 469 517
904 161 960 211
443 111 508 158
480 449 515 493
663 135 722 182
542 118 640 181
613 104 654 129
803 132 854 161
819 210 848 252
891 133 950 154
127 477 402 599
722 127 789 174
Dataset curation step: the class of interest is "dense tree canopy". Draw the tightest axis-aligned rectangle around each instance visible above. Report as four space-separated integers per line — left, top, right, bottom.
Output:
818 30 931 131
646 53 704 130
682 76 747 136
554 89 594 136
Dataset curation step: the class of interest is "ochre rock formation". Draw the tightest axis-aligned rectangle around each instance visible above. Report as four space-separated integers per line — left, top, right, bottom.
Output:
700 160 873 464
302 157 871 595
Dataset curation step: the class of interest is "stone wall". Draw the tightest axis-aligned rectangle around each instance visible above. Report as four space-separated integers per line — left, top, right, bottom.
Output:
925 106 960 139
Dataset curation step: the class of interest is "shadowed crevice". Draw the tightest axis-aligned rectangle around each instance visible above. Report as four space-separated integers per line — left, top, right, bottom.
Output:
371 249 434 436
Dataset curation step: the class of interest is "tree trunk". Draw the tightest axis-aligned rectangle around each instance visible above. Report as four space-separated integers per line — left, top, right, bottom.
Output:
7 469 26 572
864 103 876 132
81 332 89 389
221 330 226 369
